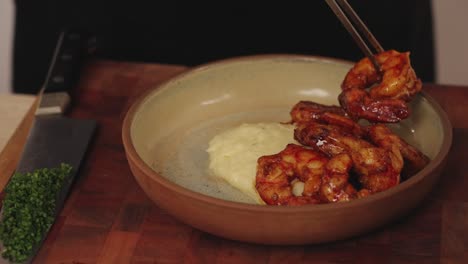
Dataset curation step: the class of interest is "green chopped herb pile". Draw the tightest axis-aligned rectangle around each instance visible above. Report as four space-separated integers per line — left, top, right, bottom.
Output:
0 163 72 263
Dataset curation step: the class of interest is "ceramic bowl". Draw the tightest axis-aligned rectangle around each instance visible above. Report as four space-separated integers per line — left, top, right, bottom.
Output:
122 55 452 245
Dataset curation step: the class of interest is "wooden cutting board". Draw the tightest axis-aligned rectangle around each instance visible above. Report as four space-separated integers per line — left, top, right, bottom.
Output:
0 94 37 192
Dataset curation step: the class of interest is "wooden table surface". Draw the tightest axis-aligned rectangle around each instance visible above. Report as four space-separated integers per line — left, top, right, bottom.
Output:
23 60 467 263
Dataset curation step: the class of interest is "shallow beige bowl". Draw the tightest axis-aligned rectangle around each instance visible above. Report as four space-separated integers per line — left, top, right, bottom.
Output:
122 55 452 245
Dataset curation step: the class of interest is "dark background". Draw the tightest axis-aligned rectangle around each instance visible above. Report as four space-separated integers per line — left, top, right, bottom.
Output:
13 1 434 94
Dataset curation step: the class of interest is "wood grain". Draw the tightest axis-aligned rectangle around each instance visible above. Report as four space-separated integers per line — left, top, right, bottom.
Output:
4 60 464 263
0 95 37 192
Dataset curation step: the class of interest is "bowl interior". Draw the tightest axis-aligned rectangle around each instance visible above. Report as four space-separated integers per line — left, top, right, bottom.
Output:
129 55 446 204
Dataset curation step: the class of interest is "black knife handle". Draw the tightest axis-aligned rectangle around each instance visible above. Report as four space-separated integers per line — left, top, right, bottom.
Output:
42 29 87 94
37 29 88 115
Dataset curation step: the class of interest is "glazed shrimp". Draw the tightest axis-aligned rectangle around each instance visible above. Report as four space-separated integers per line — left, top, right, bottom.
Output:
339 50 422 123
294 122 403 193
290 101 348 122
320 153 359 203
367 124 429 178
290 101 366 137
255 144 327 205
342 50 422 100
339 88 410 123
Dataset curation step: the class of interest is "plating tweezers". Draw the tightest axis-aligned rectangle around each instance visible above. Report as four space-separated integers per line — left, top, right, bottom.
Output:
325 0 384 71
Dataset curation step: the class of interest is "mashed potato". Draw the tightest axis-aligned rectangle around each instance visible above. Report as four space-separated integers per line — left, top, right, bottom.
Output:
207 122 298 204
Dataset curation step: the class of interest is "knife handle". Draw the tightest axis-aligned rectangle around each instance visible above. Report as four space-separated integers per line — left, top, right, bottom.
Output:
37 29 87 116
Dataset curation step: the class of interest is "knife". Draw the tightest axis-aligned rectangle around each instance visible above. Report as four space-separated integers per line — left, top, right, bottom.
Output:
0 30 97 263
16 29 96 173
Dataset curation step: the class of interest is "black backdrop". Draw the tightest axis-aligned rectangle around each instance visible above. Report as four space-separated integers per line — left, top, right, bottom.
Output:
13 1 434 94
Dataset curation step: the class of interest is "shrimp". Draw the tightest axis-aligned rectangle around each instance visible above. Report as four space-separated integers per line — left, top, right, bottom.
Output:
342 50 422 100
255 144 327 205
339 88 410 123
320 153 359 203
351 142 403 193
290 101 348 122
290 101 366 137
367 124 430 178
339 50 422 123
294 122 372 157
294 122 403 193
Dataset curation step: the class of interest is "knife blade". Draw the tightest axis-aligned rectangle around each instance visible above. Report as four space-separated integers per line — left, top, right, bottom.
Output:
0 29 97 263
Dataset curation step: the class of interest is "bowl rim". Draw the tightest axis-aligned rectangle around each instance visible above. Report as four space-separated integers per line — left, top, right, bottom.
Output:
122 54 453 213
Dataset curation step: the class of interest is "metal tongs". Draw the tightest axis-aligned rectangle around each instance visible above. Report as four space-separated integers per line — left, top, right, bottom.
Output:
325 0 383 72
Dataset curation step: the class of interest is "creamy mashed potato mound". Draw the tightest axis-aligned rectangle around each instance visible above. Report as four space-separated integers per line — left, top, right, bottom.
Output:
207 122 298 204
